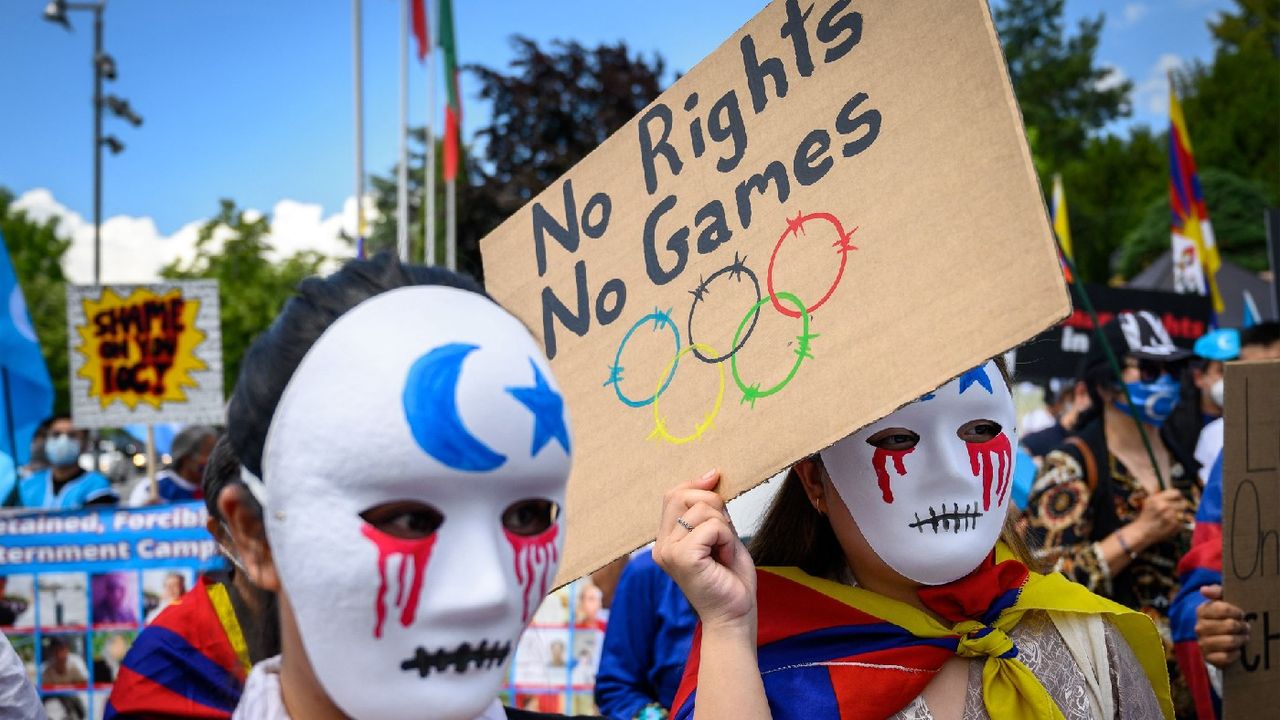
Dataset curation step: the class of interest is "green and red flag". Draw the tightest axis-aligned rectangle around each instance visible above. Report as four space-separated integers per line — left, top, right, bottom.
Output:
439 0 461 181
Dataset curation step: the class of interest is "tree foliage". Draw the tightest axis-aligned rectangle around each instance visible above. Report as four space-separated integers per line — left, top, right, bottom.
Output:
160 200 328 392
367 37 666 280
1 188 72 413
995 0 1132 172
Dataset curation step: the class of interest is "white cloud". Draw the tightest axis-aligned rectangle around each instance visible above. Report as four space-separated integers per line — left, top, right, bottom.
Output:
1131 53 1185 117
1095 63 1129 92
11 189 376 285
1120 3 1149 27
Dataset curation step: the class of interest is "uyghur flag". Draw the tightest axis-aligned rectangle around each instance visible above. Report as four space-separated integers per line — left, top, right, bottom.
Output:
439 0 461 181
1050 173 1073 283
1169 86 1224 313
0 230 54 471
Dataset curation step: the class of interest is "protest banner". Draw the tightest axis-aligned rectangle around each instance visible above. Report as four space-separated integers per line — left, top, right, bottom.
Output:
66 281 224 428
1222 360 1280 718
0 501 223 715
481 0 1071 582
1015 284 1212 382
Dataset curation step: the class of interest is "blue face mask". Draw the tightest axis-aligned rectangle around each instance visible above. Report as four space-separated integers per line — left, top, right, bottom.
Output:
44 435 82 468
1113 374 1181 427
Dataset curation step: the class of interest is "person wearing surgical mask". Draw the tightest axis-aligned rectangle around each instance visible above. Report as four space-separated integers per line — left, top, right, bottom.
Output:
216 254 594 720
1022 310 1200 717
17 415 116 509
656 358 1171 719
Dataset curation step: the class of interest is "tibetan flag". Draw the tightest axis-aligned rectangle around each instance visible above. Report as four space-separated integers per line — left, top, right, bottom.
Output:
1169 86 1224 313
411 0 429 62
1169 451 1225 719
439 0 461 181
105 577 252 719
1050 173 1073 283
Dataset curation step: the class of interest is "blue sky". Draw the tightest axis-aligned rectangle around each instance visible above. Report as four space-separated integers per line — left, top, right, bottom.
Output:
0 0 1234 279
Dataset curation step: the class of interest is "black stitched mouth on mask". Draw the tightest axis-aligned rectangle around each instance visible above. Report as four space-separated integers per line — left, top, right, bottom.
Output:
400 639 512 678
907 501 983 534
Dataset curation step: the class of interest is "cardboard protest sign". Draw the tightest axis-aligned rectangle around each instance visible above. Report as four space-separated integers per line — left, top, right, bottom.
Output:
1222 360 1280 719
481 0 1071 583
1016 284 1211 382
66 281 224 428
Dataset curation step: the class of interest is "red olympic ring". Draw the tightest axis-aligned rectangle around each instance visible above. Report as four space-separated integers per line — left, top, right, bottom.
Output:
766 211 857 318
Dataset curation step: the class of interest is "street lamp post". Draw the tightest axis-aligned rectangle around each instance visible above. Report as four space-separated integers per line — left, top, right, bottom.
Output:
43 0 141 287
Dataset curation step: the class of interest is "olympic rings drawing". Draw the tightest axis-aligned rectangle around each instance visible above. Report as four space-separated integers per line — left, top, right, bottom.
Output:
730 291 814 408
767 211 857 318
686 252 760 365
604 309 681 408
650 343 725 445
604 210 855 443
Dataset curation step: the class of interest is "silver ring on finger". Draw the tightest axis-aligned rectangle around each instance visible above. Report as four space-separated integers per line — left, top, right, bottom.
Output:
675 516 695 532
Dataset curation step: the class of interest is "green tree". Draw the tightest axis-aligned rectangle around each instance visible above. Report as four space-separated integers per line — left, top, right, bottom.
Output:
161 200 328 393
1115 168 1272 278
1 187 72 413
367 37 666 280
995 0 1132 172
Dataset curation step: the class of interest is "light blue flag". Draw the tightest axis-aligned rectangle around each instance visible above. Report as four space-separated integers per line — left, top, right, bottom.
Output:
1242 289 1261 328
0 229 55 475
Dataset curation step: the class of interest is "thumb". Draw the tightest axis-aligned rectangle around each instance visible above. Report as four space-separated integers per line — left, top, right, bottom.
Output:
691 468 721 492
1200 584 1223 601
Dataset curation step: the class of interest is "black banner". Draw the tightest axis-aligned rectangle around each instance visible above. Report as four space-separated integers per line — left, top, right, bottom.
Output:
1016 284 1213 382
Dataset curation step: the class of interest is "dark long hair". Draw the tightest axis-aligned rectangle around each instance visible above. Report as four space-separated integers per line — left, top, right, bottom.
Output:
749 356 1041 577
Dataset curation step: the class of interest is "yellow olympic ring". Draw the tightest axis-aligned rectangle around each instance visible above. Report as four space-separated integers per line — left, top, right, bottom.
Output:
649 343 725 445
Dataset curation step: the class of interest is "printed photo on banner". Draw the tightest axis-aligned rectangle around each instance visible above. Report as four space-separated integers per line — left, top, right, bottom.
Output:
65 280 224 428
142 568 194 624
0 573 35 628
40 633 89 690
42 692 89 720
91 630 135 686
90 571 139 627
38 573 88 630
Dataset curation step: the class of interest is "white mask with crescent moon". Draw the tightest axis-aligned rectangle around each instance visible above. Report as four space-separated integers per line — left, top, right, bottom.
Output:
249 286 573 720
820 361 1017 585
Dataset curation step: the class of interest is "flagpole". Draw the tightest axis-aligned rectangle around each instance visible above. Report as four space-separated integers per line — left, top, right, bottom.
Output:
353 0 366 257
397 0 410 262
424 2 437 266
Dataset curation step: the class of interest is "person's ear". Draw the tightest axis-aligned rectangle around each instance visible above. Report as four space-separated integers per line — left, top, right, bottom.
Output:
793 457 828 515
218 485 279 591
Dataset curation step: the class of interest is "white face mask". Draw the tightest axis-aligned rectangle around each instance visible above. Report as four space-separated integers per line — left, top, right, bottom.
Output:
821 361 1017 585
1210 377 1224 410
253 287 572 720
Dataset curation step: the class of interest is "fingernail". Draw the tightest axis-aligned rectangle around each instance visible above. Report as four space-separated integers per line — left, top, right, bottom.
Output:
701 468 718 482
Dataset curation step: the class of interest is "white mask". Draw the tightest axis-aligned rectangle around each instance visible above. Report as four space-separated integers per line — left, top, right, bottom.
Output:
1209 377 1224 410
821 361 1017 585
252 287 572 720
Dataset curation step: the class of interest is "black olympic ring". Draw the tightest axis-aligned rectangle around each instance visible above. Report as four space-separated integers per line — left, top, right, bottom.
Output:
685 252 761 365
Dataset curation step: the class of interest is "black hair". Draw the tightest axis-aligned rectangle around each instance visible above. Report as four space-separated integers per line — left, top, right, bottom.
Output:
1241 321 1280 350
202 434 242 522
227 252 485 479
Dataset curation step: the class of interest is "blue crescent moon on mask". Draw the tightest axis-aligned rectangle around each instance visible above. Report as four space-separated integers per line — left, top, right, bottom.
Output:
402 343 508 472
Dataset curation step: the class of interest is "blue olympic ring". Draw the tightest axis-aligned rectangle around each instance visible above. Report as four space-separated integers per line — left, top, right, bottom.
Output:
604 309 681 408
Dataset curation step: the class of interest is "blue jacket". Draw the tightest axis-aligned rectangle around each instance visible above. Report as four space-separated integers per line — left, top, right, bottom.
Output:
594 550 697 719
19 468 115 509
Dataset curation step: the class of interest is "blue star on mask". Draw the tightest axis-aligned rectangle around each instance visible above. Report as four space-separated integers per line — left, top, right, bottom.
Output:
507 359 571 456
957 365 994 395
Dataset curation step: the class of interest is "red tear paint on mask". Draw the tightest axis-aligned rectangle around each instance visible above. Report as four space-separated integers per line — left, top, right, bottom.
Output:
360 525 438 639
505 524 560 623
871 447 914 503
967 433 1012 511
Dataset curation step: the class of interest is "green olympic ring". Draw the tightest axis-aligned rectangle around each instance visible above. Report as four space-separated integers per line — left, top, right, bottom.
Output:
729 290 816 408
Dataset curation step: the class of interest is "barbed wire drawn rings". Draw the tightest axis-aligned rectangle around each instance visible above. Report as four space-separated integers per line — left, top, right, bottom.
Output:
686 252 761 365
730 291 816 408
604 308 681 408
767 211 858 319
650 342 725 445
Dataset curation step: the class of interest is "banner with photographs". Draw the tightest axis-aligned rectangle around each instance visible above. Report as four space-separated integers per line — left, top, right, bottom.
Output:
503 578 606 715
0 501 224 719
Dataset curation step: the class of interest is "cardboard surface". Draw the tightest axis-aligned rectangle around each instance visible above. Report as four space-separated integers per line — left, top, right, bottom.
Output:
481 0 1071 584
66 282 224 428
1016 284 1211 382
1222 360 1280 719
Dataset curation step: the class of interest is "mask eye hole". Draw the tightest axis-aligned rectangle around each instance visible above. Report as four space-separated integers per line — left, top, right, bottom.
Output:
865 428 919 451
957 419 1002 444
360 501 444 540
502 499 559 537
